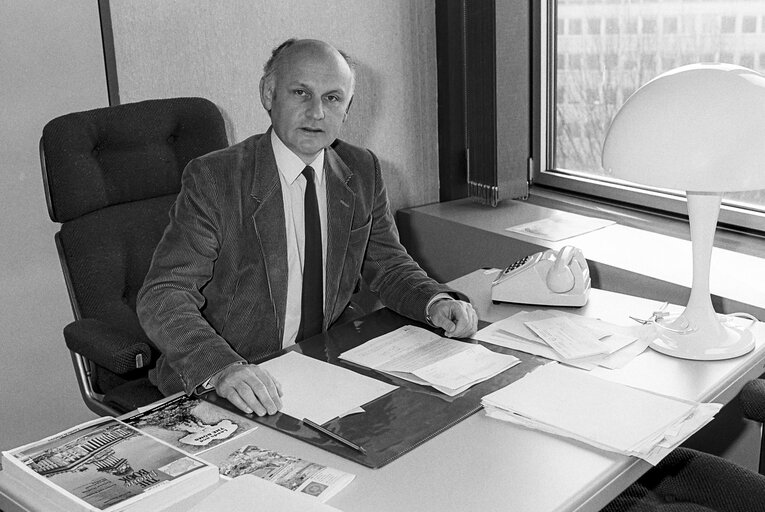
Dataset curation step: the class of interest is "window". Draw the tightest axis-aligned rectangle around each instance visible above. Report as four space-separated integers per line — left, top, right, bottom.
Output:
538 0 765 231
587 17 602 34
605 17 619 34
641 17 657 34
663 16 678 34
721 16 737 33
742 15 757 33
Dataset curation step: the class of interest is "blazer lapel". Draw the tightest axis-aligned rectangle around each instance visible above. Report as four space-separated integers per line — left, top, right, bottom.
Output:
324 146 355 324
249 131 288 339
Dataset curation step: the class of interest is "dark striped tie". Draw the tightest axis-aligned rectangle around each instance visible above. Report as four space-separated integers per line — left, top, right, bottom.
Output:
298 166 323 341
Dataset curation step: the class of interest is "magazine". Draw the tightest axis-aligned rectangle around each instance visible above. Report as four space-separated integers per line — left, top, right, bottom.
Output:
121 392 259 455
1 417 218 512
204 444 354 503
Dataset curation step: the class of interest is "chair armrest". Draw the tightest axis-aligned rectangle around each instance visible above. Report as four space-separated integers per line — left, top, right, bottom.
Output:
739 379 765 424
63 319 153 375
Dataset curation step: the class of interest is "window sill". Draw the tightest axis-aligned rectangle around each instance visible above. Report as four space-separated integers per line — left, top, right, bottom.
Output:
397 188 765 318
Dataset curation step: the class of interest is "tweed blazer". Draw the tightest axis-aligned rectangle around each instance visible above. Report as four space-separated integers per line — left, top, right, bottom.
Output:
137 130 457 396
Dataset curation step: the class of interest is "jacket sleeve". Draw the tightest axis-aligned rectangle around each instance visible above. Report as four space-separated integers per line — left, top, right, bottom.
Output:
360 151 467 321
137 159 245 394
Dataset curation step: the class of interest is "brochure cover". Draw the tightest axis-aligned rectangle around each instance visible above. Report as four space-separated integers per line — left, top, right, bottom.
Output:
1 417 218 512
205 444 354 503
122 393 259 455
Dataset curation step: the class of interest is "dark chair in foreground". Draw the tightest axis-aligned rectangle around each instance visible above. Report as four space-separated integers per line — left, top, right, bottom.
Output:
41 97 228 416
603 446 765 511
739 378 765 476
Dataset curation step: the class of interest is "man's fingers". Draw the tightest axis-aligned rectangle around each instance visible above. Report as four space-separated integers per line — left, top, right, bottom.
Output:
223 389 258 415
213 364 282 416
252 367 282 411
234 380 272 416
440 301 478 338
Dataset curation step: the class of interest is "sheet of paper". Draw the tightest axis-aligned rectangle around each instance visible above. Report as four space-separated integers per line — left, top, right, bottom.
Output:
485 330 596 370
340 325 520 396
597 337 651 369
482 363 698 453
473 310 645 369
524 316 608 360
412 344 520 391
188 474 342 512
505 214 615 241
340 325 447 371
259 351 397 425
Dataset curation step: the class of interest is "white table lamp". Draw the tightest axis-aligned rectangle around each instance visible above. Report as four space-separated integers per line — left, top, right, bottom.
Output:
602 63 765 360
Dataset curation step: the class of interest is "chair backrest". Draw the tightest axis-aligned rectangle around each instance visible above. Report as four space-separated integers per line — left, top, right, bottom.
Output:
41 97 228 413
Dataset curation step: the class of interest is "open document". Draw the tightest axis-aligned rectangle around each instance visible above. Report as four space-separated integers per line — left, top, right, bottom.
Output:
339 325 520 396
472 309 651 369
482 362 722 464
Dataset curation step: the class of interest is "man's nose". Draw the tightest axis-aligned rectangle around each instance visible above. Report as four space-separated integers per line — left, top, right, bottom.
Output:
307 97 325 120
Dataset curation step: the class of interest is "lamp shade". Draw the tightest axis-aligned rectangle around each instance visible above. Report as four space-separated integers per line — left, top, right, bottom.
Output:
602 63 765 192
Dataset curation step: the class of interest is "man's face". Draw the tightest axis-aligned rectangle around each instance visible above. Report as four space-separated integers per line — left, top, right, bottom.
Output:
261 44 354 164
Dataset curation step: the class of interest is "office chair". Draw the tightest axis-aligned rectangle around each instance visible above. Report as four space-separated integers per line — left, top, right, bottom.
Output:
739 378 765 475
41 97 228 416
603 446 765 511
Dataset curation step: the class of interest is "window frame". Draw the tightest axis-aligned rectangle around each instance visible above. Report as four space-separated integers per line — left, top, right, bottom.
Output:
532 0 765 234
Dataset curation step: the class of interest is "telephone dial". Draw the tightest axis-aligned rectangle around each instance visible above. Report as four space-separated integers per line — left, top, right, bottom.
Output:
491 246 591 307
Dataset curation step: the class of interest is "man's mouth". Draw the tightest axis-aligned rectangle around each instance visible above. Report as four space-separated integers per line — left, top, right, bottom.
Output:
301 127 323 134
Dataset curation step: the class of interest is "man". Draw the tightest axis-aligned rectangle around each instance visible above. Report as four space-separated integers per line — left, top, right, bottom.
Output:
137 38 477 417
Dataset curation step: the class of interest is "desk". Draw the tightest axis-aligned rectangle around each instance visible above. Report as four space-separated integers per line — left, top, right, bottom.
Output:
2 269 764 512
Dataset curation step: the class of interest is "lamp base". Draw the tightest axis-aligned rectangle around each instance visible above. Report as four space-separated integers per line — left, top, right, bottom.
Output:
650 314 754 360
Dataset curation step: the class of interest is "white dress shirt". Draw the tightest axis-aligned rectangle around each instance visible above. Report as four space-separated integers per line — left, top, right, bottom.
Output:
271 131 328 348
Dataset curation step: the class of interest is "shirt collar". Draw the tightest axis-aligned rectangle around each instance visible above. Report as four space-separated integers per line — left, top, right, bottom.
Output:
270 129 325 184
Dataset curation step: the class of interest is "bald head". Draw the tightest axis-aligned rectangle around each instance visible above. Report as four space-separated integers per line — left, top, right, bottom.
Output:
263 38 355 94
259 38 355 163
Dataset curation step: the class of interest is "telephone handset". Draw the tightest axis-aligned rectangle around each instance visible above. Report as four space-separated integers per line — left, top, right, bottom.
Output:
491 246 591 307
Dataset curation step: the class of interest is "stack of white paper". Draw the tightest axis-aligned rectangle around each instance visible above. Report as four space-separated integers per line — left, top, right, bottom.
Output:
340 325 520 396
481 363 721 464
472 310 650 369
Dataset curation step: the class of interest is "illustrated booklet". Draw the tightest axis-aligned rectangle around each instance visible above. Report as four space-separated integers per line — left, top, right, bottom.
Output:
1 416 218 512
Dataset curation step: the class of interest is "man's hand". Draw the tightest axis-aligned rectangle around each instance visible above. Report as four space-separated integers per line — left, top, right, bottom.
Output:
428 299 478 338
210 363 283 416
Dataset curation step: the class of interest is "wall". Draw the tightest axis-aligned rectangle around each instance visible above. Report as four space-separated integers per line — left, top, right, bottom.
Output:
0 1 439 450
109 0 440 213
0 2 108 449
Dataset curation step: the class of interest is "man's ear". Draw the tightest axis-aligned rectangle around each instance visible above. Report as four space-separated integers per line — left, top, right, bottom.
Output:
260 75 274 112
343 95 354 122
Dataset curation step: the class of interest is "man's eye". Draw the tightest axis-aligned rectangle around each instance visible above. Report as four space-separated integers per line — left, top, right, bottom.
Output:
326 95 340 103
294 89 307 97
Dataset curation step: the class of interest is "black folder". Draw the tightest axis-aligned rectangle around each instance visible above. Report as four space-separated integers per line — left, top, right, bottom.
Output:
204 308 545 468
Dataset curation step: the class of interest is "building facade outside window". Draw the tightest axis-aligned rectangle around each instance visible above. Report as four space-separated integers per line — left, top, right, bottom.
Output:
541 0 765 229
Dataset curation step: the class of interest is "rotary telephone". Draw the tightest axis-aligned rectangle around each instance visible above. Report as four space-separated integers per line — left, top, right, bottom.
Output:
491 246 590 307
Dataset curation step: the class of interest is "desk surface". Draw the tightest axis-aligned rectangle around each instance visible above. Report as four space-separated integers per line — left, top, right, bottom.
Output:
3 270 764 512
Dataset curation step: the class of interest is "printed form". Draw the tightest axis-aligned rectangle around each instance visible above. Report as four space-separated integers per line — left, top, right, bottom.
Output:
340 325 520 396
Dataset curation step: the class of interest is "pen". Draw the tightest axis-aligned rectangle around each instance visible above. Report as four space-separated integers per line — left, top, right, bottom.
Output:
302 418 366 454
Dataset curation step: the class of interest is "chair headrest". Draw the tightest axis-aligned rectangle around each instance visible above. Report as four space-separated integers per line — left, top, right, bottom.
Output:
42 97 228 222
